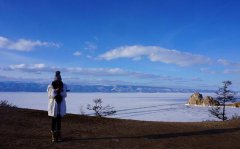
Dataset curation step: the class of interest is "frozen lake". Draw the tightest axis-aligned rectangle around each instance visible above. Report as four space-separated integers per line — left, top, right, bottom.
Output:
0 92 240 122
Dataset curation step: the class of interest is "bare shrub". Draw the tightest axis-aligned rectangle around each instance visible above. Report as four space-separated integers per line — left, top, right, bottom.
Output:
230 114 240 120
87 98 116 117
79 105 86 115
0 100 17 108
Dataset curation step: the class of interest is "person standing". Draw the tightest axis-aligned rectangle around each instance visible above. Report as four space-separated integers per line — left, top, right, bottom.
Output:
47 71 67 142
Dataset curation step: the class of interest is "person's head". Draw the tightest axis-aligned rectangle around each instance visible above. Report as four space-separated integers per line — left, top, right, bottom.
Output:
54 71 62 81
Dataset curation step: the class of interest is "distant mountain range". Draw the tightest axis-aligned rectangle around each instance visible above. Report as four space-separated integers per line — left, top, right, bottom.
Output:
0 81 215 93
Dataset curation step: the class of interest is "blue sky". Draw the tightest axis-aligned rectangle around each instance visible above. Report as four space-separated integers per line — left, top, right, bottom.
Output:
0 0 240 90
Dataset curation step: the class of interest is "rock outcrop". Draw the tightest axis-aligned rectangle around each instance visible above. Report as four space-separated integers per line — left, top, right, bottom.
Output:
187 92 204 105
232 102 240 108
187 93 219 106
203 96 220 106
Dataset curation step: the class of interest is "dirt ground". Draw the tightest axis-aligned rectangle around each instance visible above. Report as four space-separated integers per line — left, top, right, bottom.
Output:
0 106 240 149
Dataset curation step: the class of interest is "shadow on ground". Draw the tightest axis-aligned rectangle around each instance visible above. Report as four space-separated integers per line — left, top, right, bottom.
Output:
64 127 240 142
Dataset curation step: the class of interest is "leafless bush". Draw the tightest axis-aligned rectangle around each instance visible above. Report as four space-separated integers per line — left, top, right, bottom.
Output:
0 100 17 108
79 105 86 115
230 114 240 120
87 98 116 117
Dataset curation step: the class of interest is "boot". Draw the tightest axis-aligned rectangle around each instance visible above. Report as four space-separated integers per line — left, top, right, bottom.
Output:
57 131 62 142
51 131 57 143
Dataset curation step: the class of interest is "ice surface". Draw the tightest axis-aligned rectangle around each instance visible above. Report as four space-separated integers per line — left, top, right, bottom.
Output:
0 92 239 122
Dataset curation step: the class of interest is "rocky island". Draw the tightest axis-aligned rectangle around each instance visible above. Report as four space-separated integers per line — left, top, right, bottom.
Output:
187 92 240 107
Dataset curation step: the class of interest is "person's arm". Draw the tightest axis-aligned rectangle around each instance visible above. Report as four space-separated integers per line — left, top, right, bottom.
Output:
60 84 67 98
47 85 57 99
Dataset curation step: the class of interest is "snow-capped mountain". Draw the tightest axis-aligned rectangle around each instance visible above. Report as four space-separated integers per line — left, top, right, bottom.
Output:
0 81 214 93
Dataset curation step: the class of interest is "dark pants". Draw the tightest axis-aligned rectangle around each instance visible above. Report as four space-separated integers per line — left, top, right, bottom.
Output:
51 115 62 131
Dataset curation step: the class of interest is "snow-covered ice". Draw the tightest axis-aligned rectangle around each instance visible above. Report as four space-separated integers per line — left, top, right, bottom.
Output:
0 92 239 122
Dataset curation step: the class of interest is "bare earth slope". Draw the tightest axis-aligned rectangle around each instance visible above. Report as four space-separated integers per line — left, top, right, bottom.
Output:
0 107 240 149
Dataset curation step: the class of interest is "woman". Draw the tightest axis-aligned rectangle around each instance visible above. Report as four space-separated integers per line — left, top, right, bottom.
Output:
47 71 67 143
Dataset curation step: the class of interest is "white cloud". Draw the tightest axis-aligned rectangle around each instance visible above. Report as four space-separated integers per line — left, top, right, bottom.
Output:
217 59 231 66
223 69 240 74
73 51 82 56
132 57 142 61
99 45 212 66
65 67 128 76
32 63 45 69
0 36 59 51
217 59 240 67
200 68 217 74
87 55 93 59
216 59 240 74
191 77 203 81
84 41 97 51
9 64 26 69
2 64 185 81
0 36 9 48
3 64 129 76
1 64 211 88
7 63 47 72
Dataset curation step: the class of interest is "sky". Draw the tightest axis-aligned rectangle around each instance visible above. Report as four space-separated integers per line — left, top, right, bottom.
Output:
0 0 240 90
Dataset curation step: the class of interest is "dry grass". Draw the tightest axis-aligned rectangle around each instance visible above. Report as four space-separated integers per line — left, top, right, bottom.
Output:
0 106 240 149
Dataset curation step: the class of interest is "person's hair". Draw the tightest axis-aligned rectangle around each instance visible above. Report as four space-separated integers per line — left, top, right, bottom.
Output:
55 71 61 76
54 71 62 81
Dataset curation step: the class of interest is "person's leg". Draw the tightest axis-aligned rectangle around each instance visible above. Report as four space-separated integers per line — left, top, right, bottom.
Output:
56 115 62 131
51 117 57 131
56 115 62 142
51 117 57 142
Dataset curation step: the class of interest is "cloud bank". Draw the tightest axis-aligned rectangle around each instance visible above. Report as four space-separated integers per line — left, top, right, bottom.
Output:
73 51 82 56
0 36 59 51
0 64 218 89
2 63 186 82
99 45 212 66
217 59 240 67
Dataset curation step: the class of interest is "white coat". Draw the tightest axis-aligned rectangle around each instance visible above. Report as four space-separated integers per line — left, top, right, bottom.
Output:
47 83 67 117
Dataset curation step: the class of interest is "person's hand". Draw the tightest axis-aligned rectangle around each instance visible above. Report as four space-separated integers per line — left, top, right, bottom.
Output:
54 88 61 93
